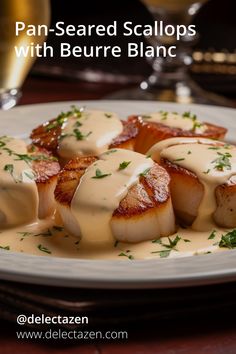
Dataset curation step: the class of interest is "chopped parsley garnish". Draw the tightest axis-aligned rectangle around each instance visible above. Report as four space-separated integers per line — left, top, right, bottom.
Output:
203 169 210 174
161 235 181 250
46 105 84 131
119 161 131 170
159 111 168 120
212 152 232 171
34 229 52 237
184 239 191 242
187 151 192 155
37 244 51 254
208 230 216 240
114 240 119 248
73 128 91 141
208 146 221 150
151 250 171 258
75 120 82 127
17 231 33 241
118 252 134 260
24 171 36 180
173 158 185 162
139 167 151 177
141 115 151 119
105 113 112 118
0 245 10 250
92 169 112 179
151 235 181 258
182 111 197 119
152 239 162 244
219 229 236 249
182 111 203 131
4 164 16 182
105 149 117 155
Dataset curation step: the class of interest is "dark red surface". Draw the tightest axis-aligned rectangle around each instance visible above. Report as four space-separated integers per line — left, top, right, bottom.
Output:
1 75 235 354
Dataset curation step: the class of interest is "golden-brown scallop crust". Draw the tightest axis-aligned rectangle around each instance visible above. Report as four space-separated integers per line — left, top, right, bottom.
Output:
54 156 171 218
30 119 138 156
129 115 227 154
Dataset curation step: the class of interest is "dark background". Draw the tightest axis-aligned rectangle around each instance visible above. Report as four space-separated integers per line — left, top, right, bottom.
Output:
32 0 236 97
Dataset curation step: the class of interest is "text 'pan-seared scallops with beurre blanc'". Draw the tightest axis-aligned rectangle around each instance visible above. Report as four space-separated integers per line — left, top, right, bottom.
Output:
148 137 236 231
0 136 60 228
129 111 227 154
31 106 138 165
54 148 176 245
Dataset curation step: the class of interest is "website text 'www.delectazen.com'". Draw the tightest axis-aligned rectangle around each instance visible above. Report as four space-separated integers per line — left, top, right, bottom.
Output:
15 314 128 341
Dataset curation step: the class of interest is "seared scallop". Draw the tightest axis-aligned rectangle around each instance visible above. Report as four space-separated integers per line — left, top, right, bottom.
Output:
149 137 236 230
31 107 138 162
129 111 227 154
55 150 176 243
0 137 60 228
28 145 60 219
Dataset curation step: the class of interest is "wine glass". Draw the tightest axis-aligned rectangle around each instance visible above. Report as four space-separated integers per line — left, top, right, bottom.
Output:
0 0 50 110
109 0 234 107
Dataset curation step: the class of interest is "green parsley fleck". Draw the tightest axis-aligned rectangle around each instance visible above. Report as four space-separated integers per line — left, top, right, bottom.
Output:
105 149 117 155
139 168 151 177
114 240 119 248
219 229 236 249
37 244 51 254
212 152 232 171
34 229 52 237
119 161 131 170
141 115 151 119
173 158 185 162
73 128 91 141
0 245 10 250
151 250 171 258
208 230 216 240
118 252 134 260
4 164 16 182
92 169 112 179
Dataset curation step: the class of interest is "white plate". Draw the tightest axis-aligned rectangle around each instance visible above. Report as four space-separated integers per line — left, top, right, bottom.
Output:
0 100 236 289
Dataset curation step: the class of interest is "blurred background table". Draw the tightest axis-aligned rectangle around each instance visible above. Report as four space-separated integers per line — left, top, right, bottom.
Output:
19 75 236 106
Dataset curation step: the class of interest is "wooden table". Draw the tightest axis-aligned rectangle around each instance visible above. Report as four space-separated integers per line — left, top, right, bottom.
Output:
1 75 236 354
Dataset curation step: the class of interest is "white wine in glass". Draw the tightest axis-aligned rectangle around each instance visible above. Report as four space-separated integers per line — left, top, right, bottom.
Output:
0 0 50 109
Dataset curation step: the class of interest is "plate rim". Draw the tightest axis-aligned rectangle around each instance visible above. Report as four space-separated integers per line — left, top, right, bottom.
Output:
0 99 236 289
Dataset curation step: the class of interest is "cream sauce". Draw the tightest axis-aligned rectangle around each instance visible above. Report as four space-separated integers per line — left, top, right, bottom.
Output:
71 149 153 246
0 137 234 261
0 218 228 260
0 136 38 228
58 110 123 159
141 111 207 133
149 137 236 231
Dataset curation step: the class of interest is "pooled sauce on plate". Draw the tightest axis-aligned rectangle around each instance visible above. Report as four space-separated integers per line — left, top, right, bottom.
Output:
141 111 207 133
58 109 123 159
0 136 234 260
0 219 229 259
